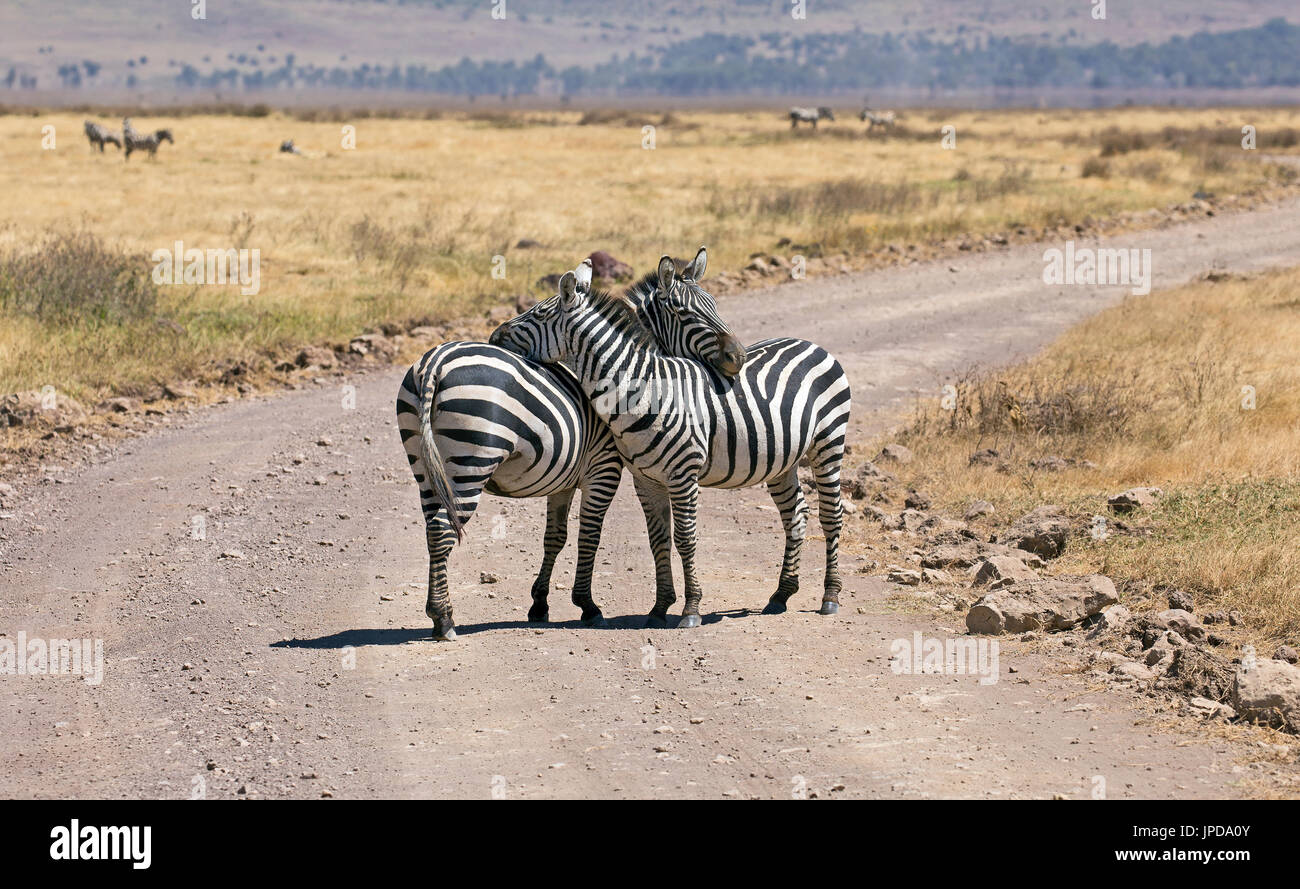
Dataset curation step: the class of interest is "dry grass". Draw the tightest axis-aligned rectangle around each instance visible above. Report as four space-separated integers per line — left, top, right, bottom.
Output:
882 266 1300 643
2 105 1299 403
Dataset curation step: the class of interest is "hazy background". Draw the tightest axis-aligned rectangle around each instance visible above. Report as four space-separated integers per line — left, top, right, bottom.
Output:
5 0 1300 108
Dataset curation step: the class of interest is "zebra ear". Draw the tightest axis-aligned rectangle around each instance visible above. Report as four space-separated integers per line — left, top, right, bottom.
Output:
559 271 581 309
656 255 676 294
684 246 707 280
574 258 593 294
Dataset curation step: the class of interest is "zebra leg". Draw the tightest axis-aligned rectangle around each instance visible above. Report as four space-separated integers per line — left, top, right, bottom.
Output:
668 479 705 629
761 468 808 615
811 446 845 616
423 487 486 639
424 517 458 640
528 489 574 623
570 463 622 627
633 475 676 628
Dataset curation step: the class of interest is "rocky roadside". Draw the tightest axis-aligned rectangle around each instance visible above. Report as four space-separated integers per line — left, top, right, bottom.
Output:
828 444 1300 736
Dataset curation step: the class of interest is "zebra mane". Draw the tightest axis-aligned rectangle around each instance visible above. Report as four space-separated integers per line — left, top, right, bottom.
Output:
583 286 658 352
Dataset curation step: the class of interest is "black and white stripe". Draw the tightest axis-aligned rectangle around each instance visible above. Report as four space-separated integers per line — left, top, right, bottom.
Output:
859 107 897 130
789 106 835 128
122 118 173 160
396 342 623 639
84 120 121 151
493 249 852 627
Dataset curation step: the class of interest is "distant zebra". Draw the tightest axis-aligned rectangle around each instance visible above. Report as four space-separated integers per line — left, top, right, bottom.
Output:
122 118 173 160
492 250 852 628
83 120 121 152
279 139 302 155
860 107 897 131
789 106 835 128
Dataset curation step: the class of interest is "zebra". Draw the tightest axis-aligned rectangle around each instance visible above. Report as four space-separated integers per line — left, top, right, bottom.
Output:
398 260 746 640
122 118 173 160
491 250 851 628
83 121 121 152
860 107 897 131
789 106 835 129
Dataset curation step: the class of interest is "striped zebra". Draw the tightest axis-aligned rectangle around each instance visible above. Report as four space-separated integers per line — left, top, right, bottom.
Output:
491 251 851 628
397 260 746 640
789 106 835 129
122 118 173 160
396 343 622 640
859 107 897 131
83 121 121 152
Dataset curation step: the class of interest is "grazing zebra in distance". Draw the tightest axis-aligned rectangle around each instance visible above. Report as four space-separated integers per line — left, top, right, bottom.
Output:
122 118 173 160
492 251 851 628
860 107 897 131
84 121 121 152
398 259 746 640
789 106 835 128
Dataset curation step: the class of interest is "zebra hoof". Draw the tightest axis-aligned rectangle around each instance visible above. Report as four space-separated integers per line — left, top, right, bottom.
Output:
819 601 840 616
762 600 788 615
581 611 607 628
678 613 702 629
527 607 549 623
432 626 457 642
645 612 669 630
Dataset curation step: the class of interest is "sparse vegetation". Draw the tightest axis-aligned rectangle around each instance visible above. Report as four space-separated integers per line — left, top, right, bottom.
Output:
874 266 1300 643
1 105 1298 408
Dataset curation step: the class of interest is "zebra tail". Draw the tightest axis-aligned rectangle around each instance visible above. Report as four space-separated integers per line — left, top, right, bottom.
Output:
418 369 464 543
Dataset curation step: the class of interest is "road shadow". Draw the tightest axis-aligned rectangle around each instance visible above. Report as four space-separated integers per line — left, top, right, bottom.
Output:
272 608 759 648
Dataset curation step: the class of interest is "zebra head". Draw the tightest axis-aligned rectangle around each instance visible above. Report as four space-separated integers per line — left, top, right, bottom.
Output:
637 247 747 378
489 266 582 364
156 129 174 144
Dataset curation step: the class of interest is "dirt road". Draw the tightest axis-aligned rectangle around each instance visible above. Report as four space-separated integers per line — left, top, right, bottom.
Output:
4 198 1300 799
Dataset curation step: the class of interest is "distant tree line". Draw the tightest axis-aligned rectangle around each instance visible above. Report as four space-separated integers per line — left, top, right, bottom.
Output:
11 18 1300 97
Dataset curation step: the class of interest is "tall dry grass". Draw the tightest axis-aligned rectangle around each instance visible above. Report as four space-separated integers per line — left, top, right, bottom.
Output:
886 266 1300 642
1 105 1298 401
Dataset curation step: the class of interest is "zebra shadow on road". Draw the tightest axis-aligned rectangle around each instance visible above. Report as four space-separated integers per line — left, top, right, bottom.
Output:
270 609 760 648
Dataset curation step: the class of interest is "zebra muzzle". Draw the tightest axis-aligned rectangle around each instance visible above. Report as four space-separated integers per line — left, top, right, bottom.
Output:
714 334 747 377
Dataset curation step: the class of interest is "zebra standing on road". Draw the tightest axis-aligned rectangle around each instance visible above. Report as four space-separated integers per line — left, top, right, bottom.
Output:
84 121 121 151
398 260 748 640
396 341 623 640
789 106 835 128
122 118 173 160
492 250 852 628
860 107 897 131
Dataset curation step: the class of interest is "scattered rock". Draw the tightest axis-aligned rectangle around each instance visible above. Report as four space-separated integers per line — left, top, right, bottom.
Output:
1108 486 1163 514
1085 603 1132 638
875 443 913 465
162 381 198 400
1167 590 1195 612
1028 455 1069 472
963 500 995 521
886 567 922 586
296 346 337 370
1232 659 1300 730
480 572 501 584
1111 661 1155 683
348 333 398 362
515 238 544 249
972 555 1039 587
1152 608 1207 641
101 396 140 413
896 509 926 533
1275 645 1299 665
920 568 953 585
998 505 1070 559
965 574 1118 635
904 490 931 510
967 448 999 467
587 250 633 282
1187 696 1236 721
